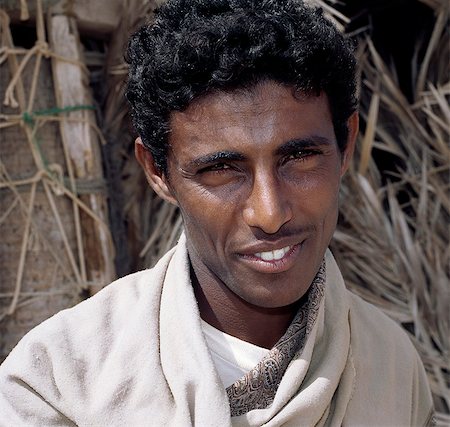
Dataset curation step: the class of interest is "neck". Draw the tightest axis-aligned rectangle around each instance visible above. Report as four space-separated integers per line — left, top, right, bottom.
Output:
190 263 306 349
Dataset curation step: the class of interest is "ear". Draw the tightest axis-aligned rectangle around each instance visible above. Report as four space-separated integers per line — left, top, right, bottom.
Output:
340 111 359 176
134 137 178 206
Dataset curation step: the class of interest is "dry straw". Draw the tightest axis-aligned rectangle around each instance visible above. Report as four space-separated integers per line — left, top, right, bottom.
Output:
102 0 182 271
330 1 449 420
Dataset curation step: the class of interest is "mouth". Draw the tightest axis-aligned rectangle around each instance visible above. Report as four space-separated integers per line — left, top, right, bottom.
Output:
254 245 292 261
238 242 303 274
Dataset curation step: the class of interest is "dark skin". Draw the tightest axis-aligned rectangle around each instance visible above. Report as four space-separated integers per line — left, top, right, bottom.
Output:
136 81 358 348
190 262 309 348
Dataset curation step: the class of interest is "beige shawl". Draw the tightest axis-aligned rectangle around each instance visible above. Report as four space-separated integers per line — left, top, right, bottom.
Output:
0 234 433 426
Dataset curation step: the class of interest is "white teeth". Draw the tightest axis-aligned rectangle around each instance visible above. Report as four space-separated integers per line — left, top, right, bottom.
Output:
255 246 291 261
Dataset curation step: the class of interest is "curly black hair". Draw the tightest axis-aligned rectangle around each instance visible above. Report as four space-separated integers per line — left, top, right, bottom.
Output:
126 0 357 173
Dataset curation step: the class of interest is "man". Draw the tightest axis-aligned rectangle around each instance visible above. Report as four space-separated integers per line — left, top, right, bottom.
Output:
0 0 433 425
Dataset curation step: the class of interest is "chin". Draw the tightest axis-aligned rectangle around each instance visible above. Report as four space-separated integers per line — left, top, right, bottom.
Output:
235 274 312 309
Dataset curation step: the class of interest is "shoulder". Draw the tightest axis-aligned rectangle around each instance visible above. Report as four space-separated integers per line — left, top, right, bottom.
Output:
0 260 170 424
10 244 176 357
0 268 155 377
22 267 160 348
345 290 433 425
2 251 175 362
347 291 413 350
346 289 422 375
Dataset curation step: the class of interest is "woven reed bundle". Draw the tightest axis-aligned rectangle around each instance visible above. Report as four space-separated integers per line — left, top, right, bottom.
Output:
0 0 115 360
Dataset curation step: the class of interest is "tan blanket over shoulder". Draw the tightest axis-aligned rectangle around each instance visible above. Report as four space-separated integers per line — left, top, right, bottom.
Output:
0 234 433 426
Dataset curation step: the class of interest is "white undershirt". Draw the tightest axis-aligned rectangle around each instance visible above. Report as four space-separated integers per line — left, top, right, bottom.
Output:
201 320 270 388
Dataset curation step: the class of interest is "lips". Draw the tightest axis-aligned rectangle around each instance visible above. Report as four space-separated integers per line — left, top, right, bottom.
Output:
237 242 303 274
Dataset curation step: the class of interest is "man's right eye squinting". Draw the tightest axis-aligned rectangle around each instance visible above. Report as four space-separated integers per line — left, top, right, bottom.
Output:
201 163 231 173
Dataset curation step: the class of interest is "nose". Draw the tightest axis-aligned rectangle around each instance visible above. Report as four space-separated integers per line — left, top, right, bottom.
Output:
242 170 292 234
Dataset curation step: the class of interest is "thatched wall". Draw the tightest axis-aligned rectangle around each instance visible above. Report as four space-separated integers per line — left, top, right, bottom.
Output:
330 1 449 419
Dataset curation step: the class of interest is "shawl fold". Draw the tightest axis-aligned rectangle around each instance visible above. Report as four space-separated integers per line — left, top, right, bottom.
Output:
0 234 434 426
226 260 326 417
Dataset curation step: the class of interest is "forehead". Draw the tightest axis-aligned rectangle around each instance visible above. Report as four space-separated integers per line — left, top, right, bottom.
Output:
168 81 334 156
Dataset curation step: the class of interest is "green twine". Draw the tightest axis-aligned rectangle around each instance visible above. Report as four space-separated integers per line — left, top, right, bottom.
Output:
21 104 96 182
22 105 96 127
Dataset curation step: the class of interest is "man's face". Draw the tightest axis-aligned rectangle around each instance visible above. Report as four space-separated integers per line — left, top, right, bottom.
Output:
161 81 353 308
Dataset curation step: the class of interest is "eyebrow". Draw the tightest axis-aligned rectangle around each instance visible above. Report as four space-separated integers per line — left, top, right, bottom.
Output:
185 136 333 168
187 151 246 168
276 136 334 156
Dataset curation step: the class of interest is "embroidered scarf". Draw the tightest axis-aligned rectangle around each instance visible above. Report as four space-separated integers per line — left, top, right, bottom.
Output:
226 261 326 416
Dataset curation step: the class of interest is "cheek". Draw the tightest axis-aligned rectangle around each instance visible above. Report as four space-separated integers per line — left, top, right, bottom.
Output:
313 177 341 235
176 186 238 243
290 168 341 213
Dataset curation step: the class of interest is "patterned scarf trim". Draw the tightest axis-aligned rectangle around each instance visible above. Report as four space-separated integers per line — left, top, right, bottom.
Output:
226 260 326 417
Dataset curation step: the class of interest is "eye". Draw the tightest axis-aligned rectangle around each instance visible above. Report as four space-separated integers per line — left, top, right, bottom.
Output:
283 149 321 164
200 163 232 173
196 162 242 187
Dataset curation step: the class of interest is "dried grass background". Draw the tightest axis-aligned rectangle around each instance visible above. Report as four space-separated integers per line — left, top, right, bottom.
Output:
330 2 449 419
101 0 181 274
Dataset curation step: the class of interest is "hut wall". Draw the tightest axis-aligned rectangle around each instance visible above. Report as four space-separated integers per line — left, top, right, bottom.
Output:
0 5 115 361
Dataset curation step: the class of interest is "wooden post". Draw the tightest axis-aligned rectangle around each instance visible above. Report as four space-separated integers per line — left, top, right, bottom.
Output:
4 0 122 38
48 13 116 294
